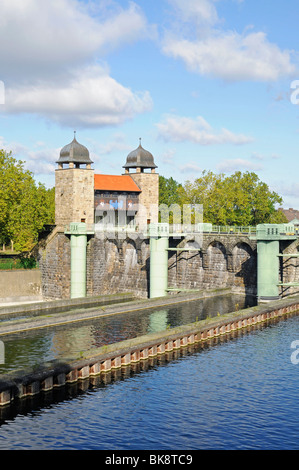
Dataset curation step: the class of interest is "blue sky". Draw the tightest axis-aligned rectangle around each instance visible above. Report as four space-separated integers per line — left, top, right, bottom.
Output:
0 0 299 209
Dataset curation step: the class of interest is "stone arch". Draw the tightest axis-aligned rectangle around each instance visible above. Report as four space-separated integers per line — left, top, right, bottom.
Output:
123 239 138 269
105 239 119 265
169 238 203 290
207 241 227 271
181 239 203 268
232 242 253 272
232 242 256 293
140 240 150 265
183 239 202 250
280 239 299 295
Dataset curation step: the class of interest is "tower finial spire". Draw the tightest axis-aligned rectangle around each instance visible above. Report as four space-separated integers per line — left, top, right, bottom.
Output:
74 130 76 140
139 137 142 146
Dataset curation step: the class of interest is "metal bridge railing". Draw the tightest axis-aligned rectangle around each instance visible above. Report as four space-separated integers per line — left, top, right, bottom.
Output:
205 225 257 235
65 223 258 236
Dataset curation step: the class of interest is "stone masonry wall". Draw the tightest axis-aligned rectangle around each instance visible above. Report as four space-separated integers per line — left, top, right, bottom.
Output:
39 228 71 299
129 172 159 225
55 168 94 226
86 236 150 298
39 230 259 300
38 228 299 301
168 234 257 296
280 238 299 297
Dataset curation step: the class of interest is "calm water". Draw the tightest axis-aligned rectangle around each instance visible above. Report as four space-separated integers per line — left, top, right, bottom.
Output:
0 294 254 373
0 309 298 449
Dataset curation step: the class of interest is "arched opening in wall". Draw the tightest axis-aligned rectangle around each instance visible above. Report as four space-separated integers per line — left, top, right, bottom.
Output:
292 245 299 294
207 241 227 269
281 243 299 297
140 240 150 266
184 240 202 251
233 242 256 294
123 240 138 270
177 240 203 290
206 241 228 288
168 239 202 290
140 240 150 297
183 241 203 269
105 240 119 267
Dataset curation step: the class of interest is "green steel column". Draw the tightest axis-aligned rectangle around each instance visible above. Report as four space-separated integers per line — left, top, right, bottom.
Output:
257 239 280 301
149 225 169 298
70 222 87 299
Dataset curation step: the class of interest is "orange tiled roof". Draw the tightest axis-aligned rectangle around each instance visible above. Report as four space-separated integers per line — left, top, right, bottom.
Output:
94 174 141 192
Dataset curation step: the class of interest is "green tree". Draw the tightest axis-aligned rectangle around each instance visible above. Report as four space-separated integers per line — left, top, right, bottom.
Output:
159 176 183 223
178 170 287 226
159 176 182 206
0 149 55 251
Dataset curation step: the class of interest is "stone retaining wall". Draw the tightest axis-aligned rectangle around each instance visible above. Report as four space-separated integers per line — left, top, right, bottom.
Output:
0 269 42 302
38 230 258 299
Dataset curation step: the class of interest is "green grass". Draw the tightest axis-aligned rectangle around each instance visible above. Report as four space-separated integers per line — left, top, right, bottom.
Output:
0 257 38 270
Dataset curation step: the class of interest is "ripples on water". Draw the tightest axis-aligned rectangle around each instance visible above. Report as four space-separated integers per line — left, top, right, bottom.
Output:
0 313 298 450
0 294 254 373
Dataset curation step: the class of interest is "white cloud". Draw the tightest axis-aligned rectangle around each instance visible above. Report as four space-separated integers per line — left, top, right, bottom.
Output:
164 31 296 82
179 161 202 173
0 135 58 175
90 133 132 157
168 0 218 27
161 148 176 165
274 182 299 209
156 114 254 145
5 65 153 127
0 0 151 81
0 0 154 127
275 182 299 199
251 152 281 161
217 158 263 172
163 0 297 82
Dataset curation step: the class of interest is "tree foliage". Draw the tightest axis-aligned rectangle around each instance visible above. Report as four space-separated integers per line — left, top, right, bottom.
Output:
159 176 183 223
159 176 182 206
161 171 288 226
0 149 55 251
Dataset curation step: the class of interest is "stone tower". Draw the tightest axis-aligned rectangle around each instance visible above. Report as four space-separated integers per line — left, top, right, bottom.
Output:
123 139 159 227
55 134 94 227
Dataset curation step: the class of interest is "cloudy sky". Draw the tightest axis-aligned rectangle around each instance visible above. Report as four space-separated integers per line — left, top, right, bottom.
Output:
0 0 299 208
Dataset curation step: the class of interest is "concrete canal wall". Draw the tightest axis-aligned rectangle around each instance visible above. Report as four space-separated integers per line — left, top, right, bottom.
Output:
1 293 299 407
0 292 135 321
0 269 42 303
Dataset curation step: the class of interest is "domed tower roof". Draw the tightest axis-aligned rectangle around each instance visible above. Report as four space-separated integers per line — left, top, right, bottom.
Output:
123 139 157 171
57 132 93 166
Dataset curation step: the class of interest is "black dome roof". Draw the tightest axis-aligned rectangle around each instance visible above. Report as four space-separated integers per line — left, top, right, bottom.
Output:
123 140 157 170
57 134 93 165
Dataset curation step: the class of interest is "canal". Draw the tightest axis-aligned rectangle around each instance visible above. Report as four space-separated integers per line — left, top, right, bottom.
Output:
0 293 254 373
0 294 298 450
